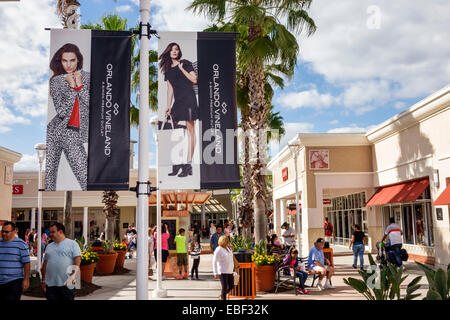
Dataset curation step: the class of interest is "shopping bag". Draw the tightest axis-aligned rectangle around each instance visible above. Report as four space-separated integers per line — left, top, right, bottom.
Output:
233 272 240 286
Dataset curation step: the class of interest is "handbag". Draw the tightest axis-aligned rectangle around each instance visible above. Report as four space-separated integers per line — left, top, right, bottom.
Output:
158 114 187 131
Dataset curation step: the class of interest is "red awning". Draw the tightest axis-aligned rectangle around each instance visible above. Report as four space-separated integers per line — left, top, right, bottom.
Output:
433 185 450 206
366 178 429 206
288 204 302 215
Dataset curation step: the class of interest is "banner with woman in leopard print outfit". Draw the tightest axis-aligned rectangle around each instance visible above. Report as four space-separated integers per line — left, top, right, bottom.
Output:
45 29 131 191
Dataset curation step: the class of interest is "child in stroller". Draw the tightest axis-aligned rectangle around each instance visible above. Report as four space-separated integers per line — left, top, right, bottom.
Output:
375 240 408 268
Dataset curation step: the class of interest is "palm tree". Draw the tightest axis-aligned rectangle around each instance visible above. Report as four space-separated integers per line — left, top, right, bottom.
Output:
189 0 316 242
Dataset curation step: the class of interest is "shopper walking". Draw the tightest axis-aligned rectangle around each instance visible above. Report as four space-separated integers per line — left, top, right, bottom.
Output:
324 217 334 244
213 235 237 300
148 225 155 276
40 223 81 300
154 223 170 280
28 229 35 256
349 224 366 270
382 217 404 266
190 233 202 280
209 223 216 239
0 221 30 300
210 226 224 252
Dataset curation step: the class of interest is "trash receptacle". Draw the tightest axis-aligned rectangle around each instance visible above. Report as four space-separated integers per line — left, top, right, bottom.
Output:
228 262 256 300
234 250 252 263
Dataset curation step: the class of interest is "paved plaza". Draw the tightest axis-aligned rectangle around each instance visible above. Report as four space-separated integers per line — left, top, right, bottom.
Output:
23 246 431 300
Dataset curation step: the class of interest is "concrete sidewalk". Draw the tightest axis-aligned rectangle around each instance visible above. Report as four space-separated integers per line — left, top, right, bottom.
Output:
22 252 430 300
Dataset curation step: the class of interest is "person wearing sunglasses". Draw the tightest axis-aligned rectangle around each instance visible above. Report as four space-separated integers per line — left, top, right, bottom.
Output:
0 221 30 300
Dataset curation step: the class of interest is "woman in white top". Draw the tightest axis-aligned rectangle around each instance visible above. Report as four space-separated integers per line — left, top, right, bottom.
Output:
209 223 216 239
212 235 236 300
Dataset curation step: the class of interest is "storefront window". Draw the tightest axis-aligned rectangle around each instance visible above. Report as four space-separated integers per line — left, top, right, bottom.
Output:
402 205 414 244
326 192 367 243
381 187 433 247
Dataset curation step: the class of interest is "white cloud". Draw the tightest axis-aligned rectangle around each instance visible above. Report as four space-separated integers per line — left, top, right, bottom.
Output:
327 124 377 134
14 153 40 171
149 0 210 31
329 120 339 125
275 122 315 152
116 5 132 13
276 89 336 110
298 0 450 100
0 0 60 119
394 101 407 110
0 99 31 133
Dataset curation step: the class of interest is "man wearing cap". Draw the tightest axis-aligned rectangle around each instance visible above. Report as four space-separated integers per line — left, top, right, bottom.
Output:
308 238 335 290
281 222 295 251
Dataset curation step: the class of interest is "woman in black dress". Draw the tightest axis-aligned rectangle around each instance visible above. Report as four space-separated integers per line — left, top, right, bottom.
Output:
159 43 198 177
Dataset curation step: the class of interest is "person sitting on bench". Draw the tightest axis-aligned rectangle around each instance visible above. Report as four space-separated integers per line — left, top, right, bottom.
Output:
307 238 335 290
281 247 310 294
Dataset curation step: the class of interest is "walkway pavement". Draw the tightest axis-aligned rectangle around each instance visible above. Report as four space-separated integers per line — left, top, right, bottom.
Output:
23 252 431 300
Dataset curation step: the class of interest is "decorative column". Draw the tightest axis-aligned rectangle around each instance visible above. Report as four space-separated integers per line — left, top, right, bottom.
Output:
280 199 287 225
30 208 36 231
83 207 88 244
273 199 281 235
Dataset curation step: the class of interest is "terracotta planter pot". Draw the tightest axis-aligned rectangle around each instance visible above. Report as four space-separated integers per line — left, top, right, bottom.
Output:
255 264 276 292
96 252 118 275
114 250 126 269
80 263 96 283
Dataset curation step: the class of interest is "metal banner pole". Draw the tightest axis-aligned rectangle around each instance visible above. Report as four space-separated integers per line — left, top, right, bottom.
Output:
136 0 151 300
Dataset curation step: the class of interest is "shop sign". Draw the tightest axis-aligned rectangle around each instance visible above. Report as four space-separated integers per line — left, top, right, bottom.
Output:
309 150 329 170
323 198 332 207
12 185 23 194
163 210 189 217
282 167 288 181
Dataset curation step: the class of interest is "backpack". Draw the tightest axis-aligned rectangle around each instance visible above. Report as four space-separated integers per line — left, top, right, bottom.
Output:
400 249 409 261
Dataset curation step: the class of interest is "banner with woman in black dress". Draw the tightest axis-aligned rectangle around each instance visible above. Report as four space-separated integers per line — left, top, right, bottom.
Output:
157 32 240 190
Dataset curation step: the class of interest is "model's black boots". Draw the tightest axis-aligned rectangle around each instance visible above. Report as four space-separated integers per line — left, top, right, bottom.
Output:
178 164 192 177
168 165 183 176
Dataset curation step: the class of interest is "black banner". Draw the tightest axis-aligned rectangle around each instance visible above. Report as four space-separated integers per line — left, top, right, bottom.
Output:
198 32 240 189
87 30 131 190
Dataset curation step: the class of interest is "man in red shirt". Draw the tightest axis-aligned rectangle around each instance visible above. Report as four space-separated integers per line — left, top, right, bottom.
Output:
324 217 334 244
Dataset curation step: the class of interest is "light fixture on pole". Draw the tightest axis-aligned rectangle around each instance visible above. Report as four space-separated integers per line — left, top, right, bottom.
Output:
136 0 152 300
288 139 302 254
34 143 46 273
150 115 167 298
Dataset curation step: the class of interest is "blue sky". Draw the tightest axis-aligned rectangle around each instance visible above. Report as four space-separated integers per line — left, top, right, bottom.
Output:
1 0 449 170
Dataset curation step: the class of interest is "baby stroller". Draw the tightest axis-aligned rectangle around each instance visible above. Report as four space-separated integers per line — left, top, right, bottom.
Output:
375 241 408 268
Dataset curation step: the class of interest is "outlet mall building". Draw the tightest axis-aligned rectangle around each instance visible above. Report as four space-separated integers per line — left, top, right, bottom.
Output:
5 141 233 242
268 85 450 267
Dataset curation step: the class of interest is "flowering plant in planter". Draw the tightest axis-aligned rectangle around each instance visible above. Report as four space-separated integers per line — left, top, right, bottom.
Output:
81 250 100 266
113 242 127 251
251 240 278 266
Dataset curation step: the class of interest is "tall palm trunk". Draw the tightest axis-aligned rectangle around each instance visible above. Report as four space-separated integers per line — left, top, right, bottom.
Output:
102 191 120 252
63 191 73 239
247 25 270 243
239 111 253 240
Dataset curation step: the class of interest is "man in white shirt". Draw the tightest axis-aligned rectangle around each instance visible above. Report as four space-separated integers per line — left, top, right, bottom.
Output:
281 222 295 250
382 217 403 266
